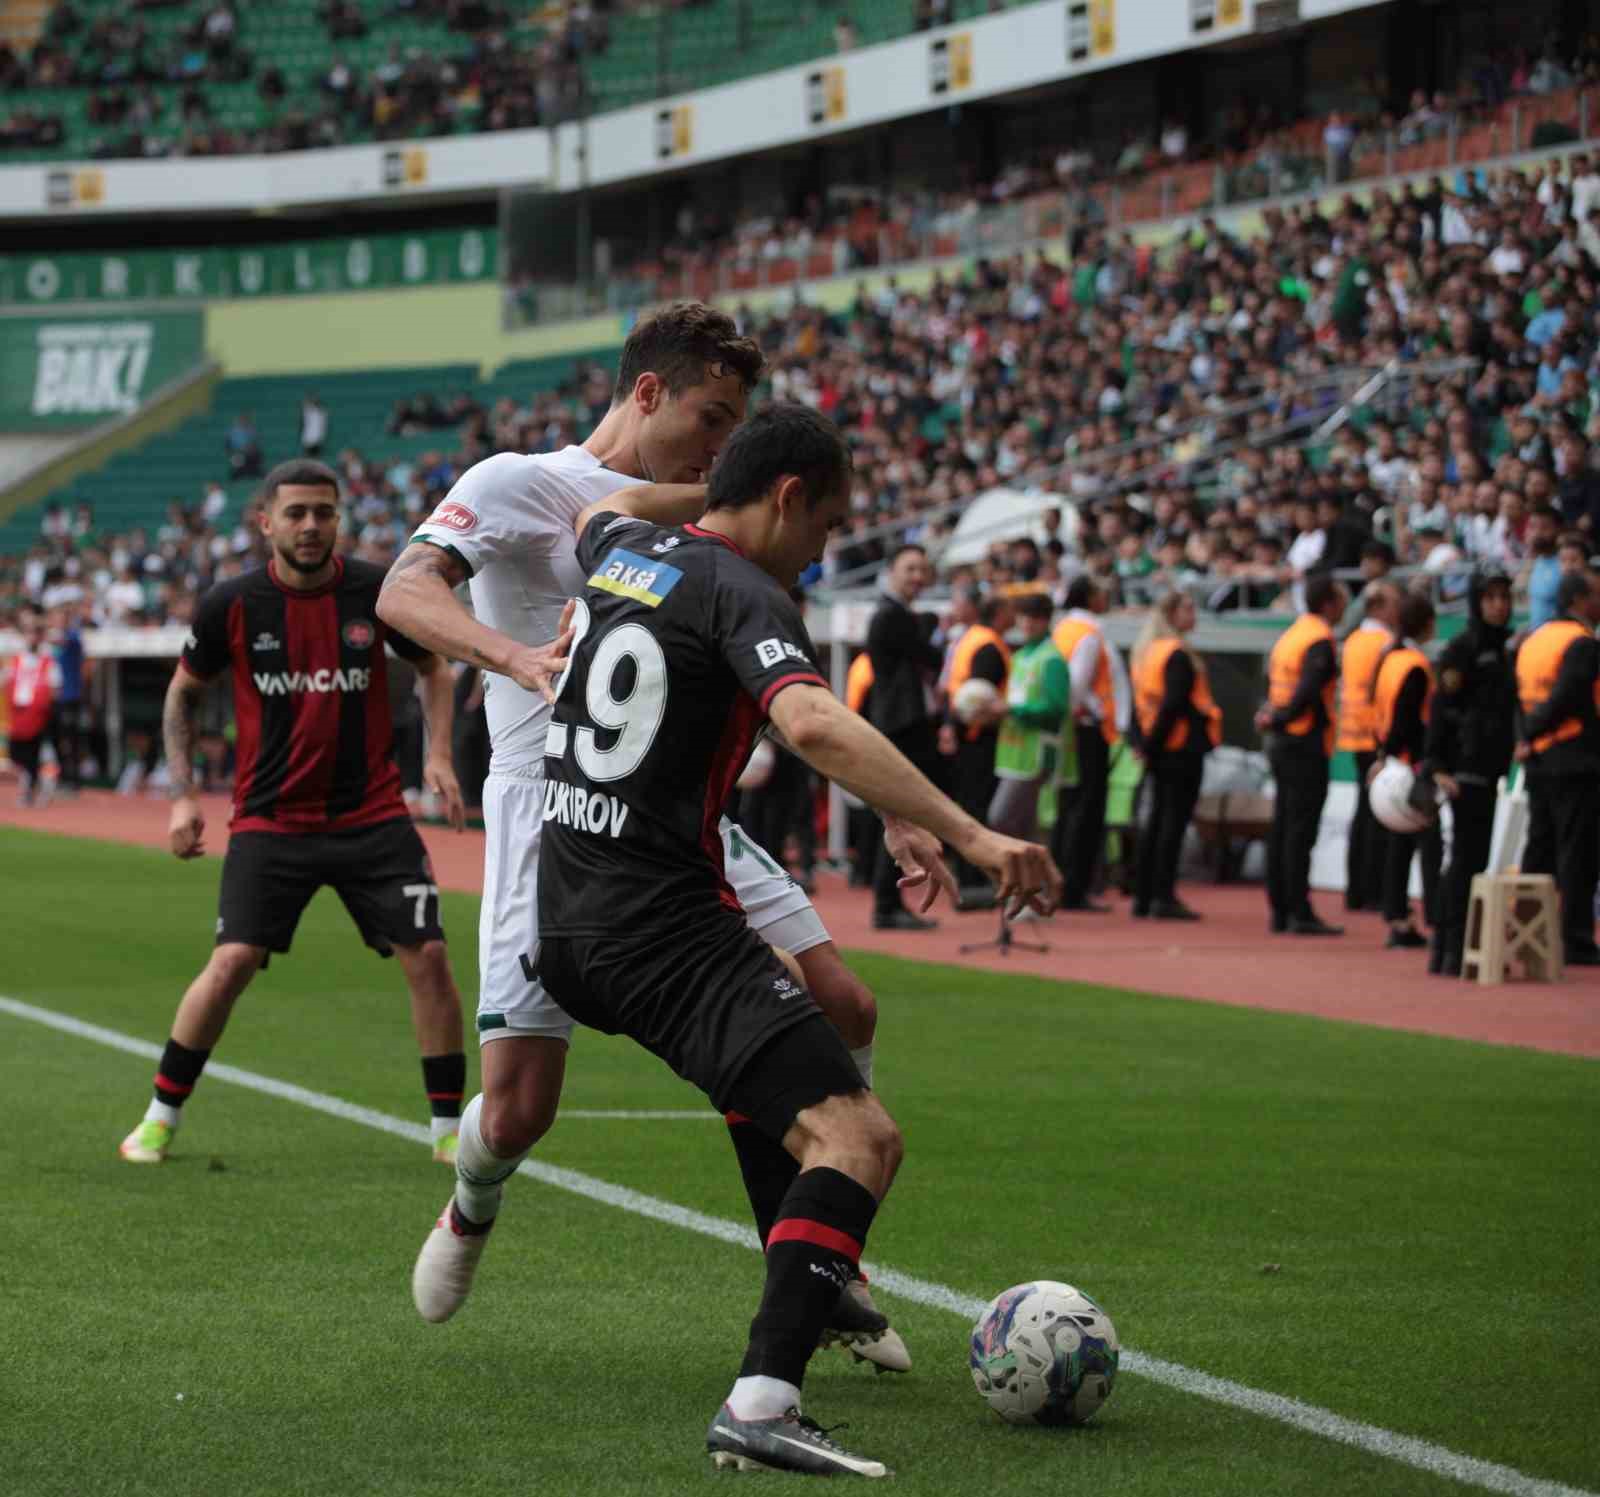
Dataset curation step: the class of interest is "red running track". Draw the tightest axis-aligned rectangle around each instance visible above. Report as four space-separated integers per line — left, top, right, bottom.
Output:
4 788 1597 1059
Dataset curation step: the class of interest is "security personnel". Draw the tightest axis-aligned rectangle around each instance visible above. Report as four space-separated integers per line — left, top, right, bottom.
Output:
1052 575 1119 912
1372 592 1441 952
1131 590 1220 921
1336 580 1401 912
843 648 878 886
1256 573 1349 935
1425 571 1515 976
941 591 1012 903
1516 566 1600 966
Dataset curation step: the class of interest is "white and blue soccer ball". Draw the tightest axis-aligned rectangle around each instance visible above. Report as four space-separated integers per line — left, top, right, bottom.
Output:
969 1281 1120 1426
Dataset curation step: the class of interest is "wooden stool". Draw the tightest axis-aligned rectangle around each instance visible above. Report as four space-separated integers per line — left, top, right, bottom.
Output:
1461 873 1564 986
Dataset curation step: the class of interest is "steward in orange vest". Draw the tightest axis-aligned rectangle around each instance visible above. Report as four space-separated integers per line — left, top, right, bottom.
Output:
1336 579 1402 914
941 593 1014 900
846 651 875 715
1134 637 1222 755
1371 591 1440 947
1515 567 1600 965
1130 593 1217 921
1051 575 1120 910
1256 574 1349 936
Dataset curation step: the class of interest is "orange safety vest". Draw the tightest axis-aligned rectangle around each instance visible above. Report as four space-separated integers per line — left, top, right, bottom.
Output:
845 651 875 714
1335 624 1393 753
1052 615 1118 743
1516 619 1600 754
1134 637 1222 752
1266 613 1337 755
1372 645 1433 764
946 624 1012 741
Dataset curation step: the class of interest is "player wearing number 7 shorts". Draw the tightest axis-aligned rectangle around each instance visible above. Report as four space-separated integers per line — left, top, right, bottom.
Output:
379 303 936 1371
117 460 473 1167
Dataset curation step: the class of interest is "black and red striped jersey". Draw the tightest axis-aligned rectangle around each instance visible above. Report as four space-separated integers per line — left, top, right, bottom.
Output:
537 512 826 938
182 557 429 835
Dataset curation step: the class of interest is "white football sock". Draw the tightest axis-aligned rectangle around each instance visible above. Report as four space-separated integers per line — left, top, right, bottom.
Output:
851 1044 874 1090
726 1375 802 1421
452 1094 526 1225
143 1099 182 1129
429 1115 458 1144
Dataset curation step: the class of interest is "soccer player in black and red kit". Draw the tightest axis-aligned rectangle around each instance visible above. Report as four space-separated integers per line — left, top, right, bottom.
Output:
118 459 472 1167
537 406 1061 1476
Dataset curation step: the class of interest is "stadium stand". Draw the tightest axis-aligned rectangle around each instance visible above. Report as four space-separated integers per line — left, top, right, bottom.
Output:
0 0 1039 161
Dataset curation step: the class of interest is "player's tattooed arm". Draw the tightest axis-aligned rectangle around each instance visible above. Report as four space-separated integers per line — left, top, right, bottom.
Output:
162 664 209 798
164 664 211 858
378 541 575 702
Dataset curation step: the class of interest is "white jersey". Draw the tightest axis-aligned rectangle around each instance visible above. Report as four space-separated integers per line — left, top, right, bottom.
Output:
411 446 636 771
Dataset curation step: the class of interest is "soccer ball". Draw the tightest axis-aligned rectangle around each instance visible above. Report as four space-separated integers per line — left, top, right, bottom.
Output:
1369 757 1437 834
969 1281 1120 1426
952 676 1002 725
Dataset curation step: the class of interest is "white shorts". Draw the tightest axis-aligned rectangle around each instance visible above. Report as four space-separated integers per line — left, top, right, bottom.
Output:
475 773 831 1046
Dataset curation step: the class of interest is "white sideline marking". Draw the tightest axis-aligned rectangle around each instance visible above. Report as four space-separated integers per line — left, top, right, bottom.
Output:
3 992 1592 1497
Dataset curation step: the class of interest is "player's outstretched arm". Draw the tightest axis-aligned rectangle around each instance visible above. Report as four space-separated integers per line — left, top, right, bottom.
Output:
377 543 574 704
163 661 211 859
573 483 708 539
769 684 1062 917
413 653 466 831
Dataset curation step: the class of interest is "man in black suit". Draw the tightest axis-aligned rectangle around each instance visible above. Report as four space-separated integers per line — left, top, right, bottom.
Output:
866 544 944 929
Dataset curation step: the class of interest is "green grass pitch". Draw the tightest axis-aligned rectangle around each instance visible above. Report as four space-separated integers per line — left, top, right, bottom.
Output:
3 827 1597 1496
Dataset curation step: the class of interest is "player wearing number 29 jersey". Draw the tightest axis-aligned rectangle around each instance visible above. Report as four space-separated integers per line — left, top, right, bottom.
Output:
538 513 827 940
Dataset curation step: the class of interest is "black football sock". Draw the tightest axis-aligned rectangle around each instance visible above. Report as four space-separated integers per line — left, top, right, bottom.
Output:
739 1166 878 1390
421 1052 467 1121
725 1111 801 1247
152 1038 211 1113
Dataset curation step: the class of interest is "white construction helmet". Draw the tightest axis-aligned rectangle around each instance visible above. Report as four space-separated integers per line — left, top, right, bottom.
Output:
1369 757 1438 835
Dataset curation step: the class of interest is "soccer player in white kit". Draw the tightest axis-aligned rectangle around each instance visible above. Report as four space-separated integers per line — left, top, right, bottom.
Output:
377 303 937 1370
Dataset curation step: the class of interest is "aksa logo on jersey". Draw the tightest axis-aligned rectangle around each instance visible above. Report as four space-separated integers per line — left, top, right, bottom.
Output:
251 667 371 696
427 501 477 534
755 637 810 670
542 780 631 838
587 549 683 608
251 631 280 653
342 619 374 651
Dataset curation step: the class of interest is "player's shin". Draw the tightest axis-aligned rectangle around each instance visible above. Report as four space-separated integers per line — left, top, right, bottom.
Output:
725 1110 799 1246
451 1093 524 1227
727 1166 878 1419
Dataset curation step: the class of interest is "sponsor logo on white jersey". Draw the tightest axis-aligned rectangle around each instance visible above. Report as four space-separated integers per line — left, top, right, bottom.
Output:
251 667 371 696
426 501 477 533
755 637 810 670
541 779 630 837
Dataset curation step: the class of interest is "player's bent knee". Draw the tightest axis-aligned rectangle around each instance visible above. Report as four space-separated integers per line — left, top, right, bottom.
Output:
480 1089 558 1156
209 943 265 992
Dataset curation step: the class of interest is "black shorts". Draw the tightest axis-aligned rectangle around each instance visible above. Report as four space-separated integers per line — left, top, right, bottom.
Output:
537 915 863 1140
217 817 444 959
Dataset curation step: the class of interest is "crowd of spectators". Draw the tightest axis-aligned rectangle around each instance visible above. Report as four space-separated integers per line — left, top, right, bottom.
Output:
0 0 670 158
10 143 1600 639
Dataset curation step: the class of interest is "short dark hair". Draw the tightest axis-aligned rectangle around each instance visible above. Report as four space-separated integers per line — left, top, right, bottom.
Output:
1399 592 1435 640
259 458 341 505
613 301 765 403
1013 592 1053 620
1304 573 1343 614
704 402 852 512
1361 540 1395 566
1557 567 1598 613
1529 503 1562 526
1063 574 1101 611
889 542 927 566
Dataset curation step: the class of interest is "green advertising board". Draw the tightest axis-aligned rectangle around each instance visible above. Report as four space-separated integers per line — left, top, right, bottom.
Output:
0 226 498 308
0 311 204 429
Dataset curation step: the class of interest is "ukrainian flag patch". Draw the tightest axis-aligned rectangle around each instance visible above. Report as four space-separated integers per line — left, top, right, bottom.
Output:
587 549 683 607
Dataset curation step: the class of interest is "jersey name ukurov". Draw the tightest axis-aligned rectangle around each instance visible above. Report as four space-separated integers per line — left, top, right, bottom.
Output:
541 781 631 837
